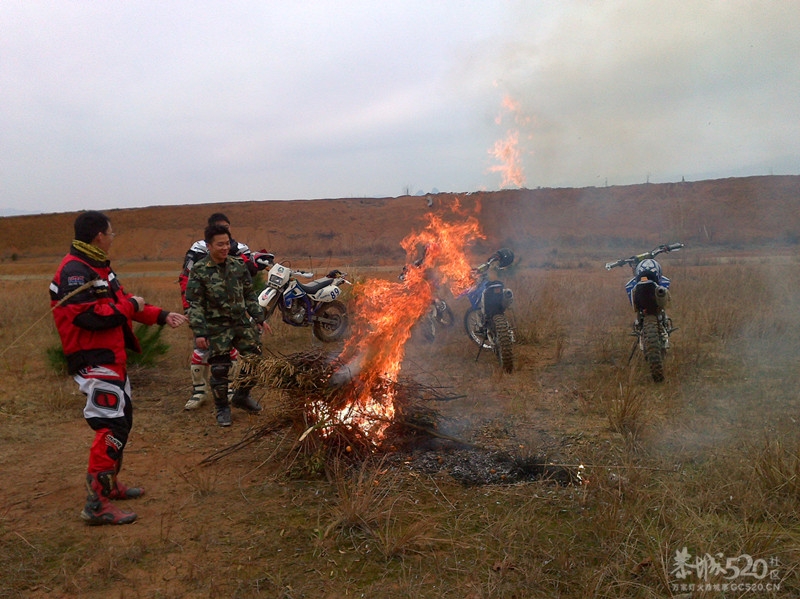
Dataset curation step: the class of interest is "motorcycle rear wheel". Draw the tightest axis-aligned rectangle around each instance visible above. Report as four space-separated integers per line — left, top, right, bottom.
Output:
312 300 348 342
641 314 664 382
491 314 514 373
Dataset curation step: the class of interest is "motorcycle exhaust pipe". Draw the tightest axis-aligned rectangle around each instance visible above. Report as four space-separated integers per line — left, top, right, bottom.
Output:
655 286 669 308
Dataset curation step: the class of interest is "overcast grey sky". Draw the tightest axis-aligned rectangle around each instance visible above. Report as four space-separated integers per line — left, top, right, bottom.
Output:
1 1 798 215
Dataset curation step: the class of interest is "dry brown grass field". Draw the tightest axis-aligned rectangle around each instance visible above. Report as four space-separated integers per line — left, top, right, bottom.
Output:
1 177 800 598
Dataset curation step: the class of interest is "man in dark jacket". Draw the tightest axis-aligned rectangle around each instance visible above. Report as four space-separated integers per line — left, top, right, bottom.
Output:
185 223 267 427
50 211 187 525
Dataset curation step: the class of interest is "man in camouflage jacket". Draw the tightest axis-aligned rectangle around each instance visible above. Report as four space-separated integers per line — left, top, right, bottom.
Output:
185 223 267 427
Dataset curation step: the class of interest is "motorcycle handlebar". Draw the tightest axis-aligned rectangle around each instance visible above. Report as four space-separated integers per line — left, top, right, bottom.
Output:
651 242 685 257
472 262 491 276
604 242 684 270
604 259 628 270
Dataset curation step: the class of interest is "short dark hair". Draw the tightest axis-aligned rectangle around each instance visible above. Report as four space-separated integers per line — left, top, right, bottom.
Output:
204 223 232 244
74 211 110 243
207 212 230 226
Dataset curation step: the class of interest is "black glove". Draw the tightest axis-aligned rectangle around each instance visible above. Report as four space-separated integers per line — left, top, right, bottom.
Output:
253 251 274 271
326 269 342 278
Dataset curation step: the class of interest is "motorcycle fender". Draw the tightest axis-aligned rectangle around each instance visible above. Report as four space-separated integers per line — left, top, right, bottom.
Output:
632 281 659 314
258 288 277 309
310 284 341 303
481 281 506 317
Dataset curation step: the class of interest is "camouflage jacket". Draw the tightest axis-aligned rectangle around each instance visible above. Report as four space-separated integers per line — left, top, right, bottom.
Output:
185 254 265 337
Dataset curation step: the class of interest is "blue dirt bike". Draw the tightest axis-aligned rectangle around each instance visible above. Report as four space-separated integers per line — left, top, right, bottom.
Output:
605 242 684 382
461 249 516 373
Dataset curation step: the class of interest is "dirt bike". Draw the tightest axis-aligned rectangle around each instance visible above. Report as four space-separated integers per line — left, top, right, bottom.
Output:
398 247 455 343
461 248 516 373
605 242 684 382
257 262 350 342
418 298 455 342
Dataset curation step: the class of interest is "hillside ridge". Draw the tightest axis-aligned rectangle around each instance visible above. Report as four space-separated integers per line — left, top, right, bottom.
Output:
1 175 797 265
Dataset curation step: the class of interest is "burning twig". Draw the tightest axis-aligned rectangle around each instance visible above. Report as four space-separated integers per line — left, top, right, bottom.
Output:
201 349 463 468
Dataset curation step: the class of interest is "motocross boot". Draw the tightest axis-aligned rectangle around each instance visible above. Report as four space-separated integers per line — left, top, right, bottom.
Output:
227 357 242 404
210 364 232 426
231 386 262 414
184 364 210 410
211 383 232 426
81 472 137 526
108 458 144 500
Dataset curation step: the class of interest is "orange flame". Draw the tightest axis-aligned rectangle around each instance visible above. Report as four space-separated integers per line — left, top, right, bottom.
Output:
489 131 525 189
330 208 484 441
489 95 528 189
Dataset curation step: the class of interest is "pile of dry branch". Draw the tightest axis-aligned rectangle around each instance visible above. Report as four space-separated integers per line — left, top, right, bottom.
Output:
201 349 462 469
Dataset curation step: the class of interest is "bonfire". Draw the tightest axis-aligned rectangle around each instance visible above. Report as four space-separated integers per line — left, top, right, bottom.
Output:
202 208 579 486
202 210 484 468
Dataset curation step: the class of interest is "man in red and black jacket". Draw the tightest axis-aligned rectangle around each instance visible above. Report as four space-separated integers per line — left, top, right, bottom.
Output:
50 210 187 526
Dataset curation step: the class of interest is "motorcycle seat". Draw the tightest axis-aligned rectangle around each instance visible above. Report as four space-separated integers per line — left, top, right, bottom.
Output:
296 277 335 294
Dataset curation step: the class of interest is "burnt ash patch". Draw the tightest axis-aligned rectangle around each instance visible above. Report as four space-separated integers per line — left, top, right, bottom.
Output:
388 447 577 486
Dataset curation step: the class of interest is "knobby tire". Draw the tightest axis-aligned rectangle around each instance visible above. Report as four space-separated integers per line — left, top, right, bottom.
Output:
491 314 514 373
642 314 664 382
312 300 348 342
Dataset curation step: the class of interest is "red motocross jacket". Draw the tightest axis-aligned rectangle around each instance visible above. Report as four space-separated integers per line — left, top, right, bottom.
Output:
50 246 169 375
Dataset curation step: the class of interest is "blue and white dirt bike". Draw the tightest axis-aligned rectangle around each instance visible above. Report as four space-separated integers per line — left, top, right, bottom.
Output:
605 242 684 382
462 249 516 373
257 262 350 342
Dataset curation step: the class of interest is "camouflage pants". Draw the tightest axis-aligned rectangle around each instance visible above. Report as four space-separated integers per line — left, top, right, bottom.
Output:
206 321 262 366
206 322 261 405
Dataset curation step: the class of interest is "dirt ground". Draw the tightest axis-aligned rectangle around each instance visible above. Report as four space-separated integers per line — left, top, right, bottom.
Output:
4 263 800 597
3 177 800 597
3 309 605 597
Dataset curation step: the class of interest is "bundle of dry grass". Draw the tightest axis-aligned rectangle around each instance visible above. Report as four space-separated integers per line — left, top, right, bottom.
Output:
202 348 465 470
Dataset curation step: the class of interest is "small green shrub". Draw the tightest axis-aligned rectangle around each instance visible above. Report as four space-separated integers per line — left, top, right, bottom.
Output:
45 324 170 372
128 324 169 367
45 344 68 375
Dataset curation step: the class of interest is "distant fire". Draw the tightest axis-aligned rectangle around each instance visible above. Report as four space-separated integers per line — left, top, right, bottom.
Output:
328 210 484 441
489 94 529 189
489 131 524 189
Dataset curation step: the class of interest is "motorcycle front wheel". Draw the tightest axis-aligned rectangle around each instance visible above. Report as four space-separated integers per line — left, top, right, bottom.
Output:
435 302 455 328
420 312 437 343
641 314 664 382
464 308 493 349
312 300 349 342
